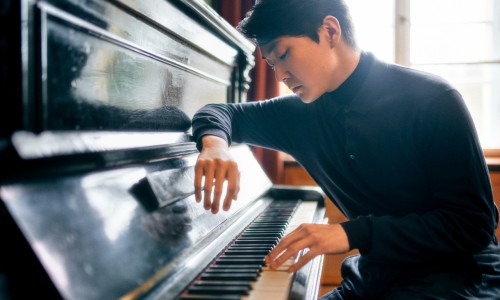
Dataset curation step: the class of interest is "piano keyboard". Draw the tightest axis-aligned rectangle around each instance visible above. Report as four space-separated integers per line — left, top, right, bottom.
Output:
179 200 319 300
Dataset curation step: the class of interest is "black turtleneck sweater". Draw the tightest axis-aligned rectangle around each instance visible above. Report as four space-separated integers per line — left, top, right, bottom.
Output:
192 52 498 269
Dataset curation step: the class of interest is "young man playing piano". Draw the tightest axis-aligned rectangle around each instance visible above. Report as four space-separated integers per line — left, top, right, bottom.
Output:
191 0 500 298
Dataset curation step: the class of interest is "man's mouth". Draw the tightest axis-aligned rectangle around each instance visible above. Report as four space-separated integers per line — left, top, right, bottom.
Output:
292 85 302 93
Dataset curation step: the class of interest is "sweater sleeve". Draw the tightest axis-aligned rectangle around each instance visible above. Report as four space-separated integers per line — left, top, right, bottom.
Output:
192 95 301 152
343 89 497 263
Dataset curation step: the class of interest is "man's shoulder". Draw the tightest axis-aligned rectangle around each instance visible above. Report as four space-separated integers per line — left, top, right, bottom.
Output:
372 58 454 94
361 55 462 112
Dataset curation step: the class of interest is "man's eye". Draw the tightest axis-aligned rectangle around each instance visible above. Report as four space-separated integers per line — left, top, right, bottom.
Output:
279 50 288 61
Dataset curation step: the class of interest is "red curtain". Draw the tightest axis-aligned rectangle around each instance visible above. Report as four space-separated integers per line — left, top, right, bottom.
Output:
216 0 284 184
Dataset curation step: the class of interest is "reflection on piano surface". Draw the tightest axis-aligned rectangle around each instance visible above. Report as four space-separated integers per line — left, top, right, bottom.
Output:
0 0 326 299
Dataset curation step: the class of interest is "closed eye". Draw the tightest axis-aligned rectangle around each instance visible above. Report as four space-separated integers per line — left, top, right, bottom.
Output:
279 50 288 61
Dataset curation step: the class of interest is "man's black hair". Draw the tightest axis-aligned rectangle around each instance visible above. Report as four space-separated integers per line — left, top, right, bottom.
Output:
237 0 357 48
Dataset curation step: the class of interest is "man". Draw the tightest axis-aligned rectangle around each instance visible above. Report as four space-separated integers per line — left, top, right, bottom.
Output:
192 0 500 298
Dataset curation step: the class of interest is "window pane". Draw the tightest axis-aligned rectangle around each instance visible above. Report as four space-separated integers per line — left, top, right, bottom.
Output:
411 0 493 24
411 23 495 64
410 0 499 64
349 0 395 63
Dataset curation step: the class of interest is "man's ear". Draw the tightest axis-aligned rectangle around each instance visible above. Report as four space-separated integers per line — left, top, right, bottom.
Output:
322 15 342 46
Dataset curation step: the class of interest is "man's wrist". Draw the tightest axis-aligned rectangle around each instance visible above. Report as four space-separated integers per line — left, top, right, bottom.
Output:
202 135 229 149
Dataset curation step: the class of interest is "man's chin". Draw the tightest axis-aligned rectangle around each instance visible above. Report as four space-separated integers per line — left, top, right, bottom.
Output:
299 95 319 104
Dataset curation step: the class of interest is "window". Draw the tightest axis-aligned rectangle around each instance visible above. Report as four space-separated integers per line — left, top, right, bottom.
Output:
347 0 500 149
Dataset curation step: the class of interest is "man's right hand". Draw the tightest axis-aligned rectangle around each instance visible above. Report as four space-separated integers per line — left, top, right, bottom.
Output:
194 135 240 214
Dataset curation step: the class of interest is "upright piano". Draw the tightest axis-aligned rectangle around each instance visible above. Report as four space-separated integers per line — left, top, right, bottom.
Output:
0 0 327 299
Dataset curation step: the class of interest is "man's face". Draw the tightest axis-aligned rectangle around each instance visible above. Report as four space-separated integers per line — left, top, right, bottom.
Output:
260 31 341 103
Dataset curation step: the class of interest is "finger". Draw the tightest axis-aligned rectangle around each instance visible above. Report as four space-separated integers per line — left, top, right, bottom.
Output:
203 163 215 210
211 165 226 214
287 249 318 273
234 171 241 200
222 165 239 211
194 162 204 202
266 227 305 263
268 237 310 270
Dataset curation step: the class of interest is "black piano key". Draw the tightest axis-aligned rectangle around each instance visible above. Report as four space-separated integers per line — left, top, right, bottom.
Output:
218 255 265 260
236 237 279 243
205 268 260 274
201 273 258 281
195 280 251 288
251 223 288 227
179 294 242 300
259 213 292 216
216 258 265 265
242 230 284 235
240 232 282 237
252 219 288 222
233 239 277 245
209 264 262 270
246 226 283 231
188 285 249 295
224 249 269 255
227 245 272 249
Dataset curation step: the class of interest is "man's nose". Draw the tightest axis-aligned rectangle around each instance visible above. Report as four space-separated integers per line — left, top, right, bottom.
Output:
274 64 289 83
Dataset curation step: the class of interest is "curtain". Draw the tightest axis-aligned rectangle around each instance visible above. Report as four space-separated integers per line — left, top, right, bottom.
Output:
216 0 284 184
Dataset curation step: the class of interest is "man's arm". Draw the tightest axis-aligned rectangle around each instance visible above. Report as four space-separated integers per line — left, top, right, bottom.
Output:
192 97 302 212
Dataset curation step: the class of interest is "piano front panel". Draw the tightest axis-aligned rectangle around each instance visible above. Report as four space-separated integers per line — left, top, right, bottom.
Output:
1 145 277 300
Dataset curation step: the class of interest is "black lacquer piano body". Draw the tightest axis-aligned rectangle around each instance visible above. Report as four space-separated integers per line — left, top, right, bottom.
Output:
0 0 326 299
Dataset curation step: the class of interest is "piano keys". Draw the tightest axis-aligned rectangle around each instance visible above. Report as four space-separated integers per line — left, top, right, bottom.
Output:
0 0 327 299
180 200 324 300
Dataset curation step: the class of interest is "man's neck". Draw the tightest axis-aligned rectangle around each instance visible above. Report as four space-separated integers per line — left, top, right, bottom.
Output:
328 45 361 92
